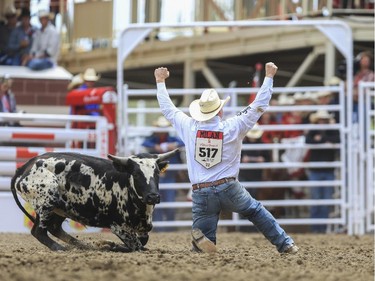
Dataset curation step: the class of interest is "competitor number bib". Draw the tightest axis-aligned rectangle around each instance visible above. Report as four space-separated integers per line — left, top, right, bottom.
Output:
195 130 223 169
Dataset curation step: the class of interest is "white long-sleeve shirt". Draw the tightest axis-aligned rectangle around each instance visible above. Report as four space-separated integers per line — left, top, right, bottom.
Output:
156 77 273 185
30 22 60 64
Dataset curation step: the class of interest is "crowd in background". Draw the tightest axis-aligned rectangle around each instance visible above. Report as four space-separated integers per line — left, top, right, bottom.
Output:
0 5 59 70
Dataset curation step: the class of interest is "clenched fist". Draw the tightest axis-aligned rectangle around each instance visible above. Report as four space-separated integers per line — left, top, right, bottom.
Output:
154 67 170 83
265 62 278 78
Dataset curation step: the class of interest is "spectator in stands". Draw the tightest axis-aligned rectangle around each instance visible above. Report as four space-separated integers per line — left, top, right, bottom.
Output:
0 74 20 127
279 94 303 138
258 110 282 145
7 8 36 66
67 73 84 91
0 5 19 65
142 115 185 231
79 68 100 89
0 74 17 113
22 10 60 71
239 123 270 197
238 124 270 231
300 92 318 124
305 110 340 233
326 76 342 123
353 51 374 123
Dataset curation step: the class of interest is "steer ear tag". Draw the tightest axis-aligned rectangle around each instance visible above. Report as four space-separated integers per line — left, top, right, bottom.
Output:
160 163 169 174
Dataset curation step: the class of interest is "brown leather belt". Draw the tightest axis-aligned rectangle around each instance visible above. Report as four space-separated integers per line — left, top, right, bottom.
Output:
192 177 236 191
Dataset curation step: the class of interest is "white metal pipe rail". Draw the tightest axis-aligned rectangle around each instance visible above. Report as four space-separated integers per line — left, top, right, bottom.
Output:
0 113 109 191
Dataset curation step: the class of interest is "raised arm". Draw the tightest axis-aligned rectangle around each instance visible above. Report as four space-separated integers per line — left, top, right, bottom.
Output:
155 67 191 138
249 62 277 112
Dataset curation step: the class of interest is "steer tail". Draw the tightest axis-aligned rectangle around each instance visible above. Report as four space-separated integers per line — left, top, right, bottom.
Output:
10 177 35 223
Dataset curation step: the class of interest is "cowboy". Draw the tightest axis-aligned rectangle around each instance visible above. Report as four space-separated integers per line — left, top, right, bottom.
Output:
67 74 84 91
7 8 36 65
305 110 340 233
142 116 185 231
79 68 100 89
153 62 299 254
0 5 20 64
78 68 101 116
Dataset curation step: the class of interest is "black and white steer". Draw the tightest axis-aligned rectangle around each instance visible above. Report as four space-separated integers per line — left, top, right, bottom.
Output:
11 150 178 252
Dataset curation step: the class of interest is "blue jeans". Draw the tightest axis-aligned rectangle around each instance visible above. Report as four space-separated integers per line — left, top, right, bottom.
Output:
192 180 294 253
27 58 53 71
307 170 335 233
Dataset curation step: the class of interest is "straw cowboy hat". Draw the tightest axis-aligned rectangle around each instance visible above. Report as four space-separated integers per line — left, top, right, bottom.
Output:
246 123 263 139
189 89 230 122
83 68 101 82
0 74 12 86
4 5 20 17
153 116 171 128
326 76 342 86
277 94 295 105
303 92 318 103
317 91 332 98
309 110 334 123
293 92 305 101
67 74 84 90
37 9 54 20
38 10 55 20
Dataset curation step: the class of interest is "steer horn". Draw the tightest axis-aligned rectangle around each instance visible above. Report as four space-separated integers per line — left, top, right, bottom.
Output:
157 148 179 162
108 154 129 165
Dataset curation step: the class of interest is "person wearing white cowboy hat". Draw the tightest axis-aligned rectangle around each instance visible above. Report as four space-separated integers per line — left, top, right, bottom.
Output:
4 5 21 18
153 115 171 128
67 74 84 91
240 123 269 188
142 115 185 231
0 5 19 62
309 110 335 124
79 68 101 89
22 9 59 71
305 109 340 233
154 62 299 255
189 89 230 122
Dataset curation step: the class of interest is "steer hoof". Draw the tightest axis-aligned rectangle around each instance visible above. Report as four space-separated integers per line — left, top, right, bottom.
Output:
138 234 149 246
112 244 133 253
94 240 117 251
94 240 133 252
50 243 66 251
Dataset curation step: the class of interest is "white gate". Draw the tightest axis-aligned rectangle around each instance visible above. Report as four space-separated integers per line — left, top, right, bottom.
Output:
117 20 359 233
356 81 375 234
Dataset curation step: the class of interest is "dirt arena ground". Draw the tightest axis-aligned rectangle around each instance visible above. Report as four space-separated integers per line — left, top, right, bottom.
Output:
0 231 373 281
